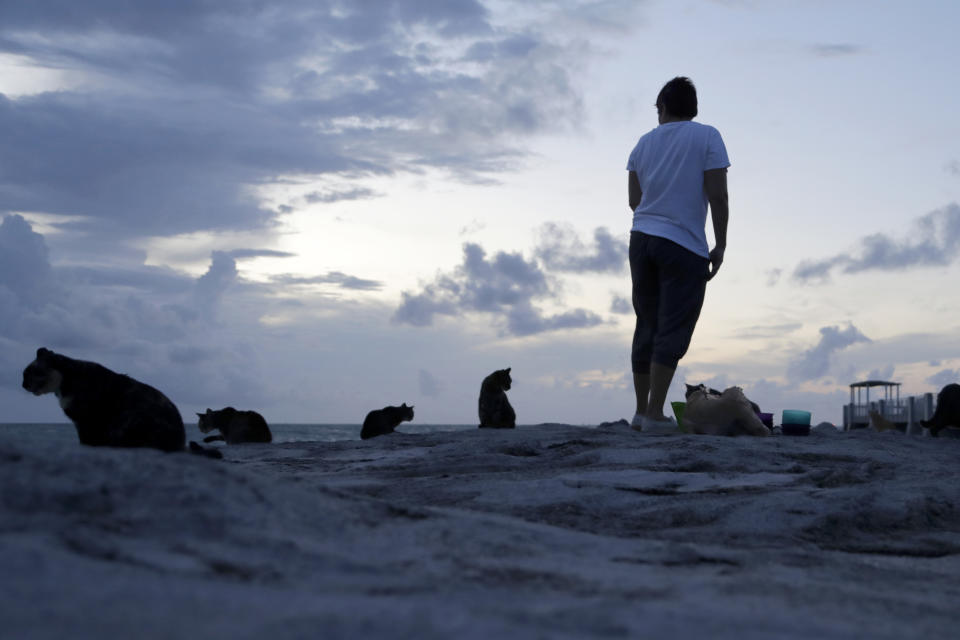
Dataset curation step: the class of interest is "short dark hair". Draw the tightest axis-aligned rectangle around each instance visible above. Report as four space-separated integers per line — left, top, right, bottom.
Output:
655 76 697 119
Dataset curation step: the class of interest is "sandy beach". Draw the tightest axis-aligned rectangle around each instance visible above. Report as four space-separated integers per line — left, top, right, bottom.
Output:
2 423 959 639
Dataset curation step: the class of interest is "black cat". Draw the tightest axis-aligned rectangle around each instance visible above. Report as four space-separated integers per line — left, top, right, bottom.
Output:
198 407 272 444
921 383 960 437
22 347 219 457
479 368 516 428
361 403 414 440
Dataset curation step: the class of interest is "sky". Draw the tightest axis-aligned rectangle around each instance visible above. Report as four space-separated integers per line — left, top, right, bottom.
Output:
2 0 959 426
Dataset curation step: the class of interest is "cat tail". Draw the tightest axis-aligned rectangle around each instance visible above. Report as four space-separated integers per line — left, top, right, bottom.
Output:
189 441 224 459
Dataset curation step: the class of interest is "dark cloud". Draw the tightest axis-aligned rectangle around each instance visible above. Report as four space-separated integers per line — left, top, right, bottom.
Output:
272 272 383 291
535 224 627 273
304 188 379 204
0 214 54 308
926 369 959 388
0 1 593 241
787 323 870 382
793 203 960 282
810 44 863 57
393 242 602 336
228 249 296 260
610 295 632 314
195 251 239 303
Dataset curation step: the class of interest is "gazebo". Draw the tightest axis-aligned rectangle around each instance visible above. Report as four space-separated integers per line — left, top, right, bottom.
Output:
844 380 904 430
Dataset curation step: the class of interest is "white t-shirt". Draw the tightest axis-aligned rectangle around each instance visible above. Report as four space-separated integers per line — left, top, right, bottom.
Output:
626 121 730 258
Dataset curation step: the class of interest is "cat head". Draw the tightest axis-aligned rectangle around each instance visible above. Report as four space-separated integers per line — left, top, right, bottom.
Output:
684 383 705 399
22 347 64 396
493 367 512 391
685 383 720 399
399 402 414 420
196 407 236 432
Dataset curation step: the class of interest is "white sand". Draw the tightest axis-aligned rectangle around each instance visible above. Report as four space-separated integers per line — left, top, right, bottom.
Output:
1 424 959 639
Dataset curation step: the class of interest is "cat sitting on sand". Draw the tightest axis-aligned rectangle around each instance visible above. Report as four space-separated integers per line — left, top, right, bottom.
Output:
21 347 219 457
683 385 769 437
361 403 414 440
921 383 960 437
479 367 516 429
198 407 272 444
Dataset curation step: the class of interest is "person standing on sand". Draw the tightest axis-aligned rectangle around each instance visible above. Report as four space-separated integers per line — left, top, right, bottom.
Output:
626 76 729 433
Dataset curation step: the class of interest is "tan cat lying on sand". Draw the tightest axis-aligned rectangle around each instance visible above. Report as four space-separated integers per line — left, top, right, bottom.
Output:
683 386 769 436
868 410 897 432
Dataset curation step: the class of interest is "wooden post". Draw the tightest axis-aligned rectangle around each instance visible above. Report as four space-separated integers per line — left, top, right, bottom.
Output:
907 396 916 435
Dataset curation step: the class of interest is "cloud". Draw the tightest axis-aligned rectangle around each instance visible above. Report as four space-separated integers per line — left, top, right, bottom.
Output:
195 251 238 304
0 213 54 309
926 369 958 388
0 1 598 243
865 364 895 381
793 203 960 282
765 268 782 286
809 44 863 57
227 249 296 260
304 187 379 204
272 272 383 291
610 295 632 314
393 242 602 336
946 160 960 177
534 223 627 274
732 322 802 340
787 323 871 382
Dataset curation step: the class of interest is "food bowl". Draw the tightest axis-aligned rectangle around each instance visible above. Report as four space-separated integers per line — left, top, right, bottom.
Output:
782 423 811 436
782 409 811 426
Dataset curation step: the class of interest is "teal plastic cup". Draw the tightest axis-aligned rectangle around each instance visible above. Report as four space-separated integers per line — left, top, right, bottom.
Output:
782 409 811 426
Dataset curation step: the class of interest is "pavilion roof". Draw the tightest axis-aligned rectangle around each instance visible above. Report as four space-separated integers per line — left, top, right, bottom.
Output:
849 380 901 388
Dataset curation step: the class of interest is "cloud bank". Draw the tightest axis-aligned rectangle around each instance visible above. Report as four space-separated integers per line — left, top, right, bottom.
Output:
534 224 627 274
793 203 960 282
393 242 603 336
0 1 599 242
787 323 870 382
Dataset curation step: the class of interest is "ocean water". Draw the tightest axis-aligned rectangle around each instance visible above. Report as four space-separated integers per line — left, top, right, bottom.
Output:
0 423 478 445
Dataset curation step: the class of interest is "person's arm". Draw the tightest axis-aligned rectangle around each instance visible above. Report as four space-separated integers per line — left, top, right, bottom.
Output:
703 168 728 281
628 171 642 211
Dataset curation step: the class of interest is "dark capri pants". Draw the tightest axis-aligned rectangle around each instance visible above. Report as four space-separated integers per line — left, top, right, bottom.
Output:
630 231 709 373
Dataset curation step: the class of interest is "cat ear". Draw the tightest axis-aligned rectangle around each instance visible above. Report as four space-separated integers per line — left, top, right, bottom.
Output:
401 403 407 408
506 367 511 373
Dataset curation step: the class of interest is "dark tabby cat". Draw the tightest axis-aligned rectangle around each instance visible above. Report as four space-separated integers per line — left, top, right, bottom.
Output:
685 383 761 415
921 383 960 437
21 347 219 457
361 403 414 440
198 407 272 444
479 367 516 429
